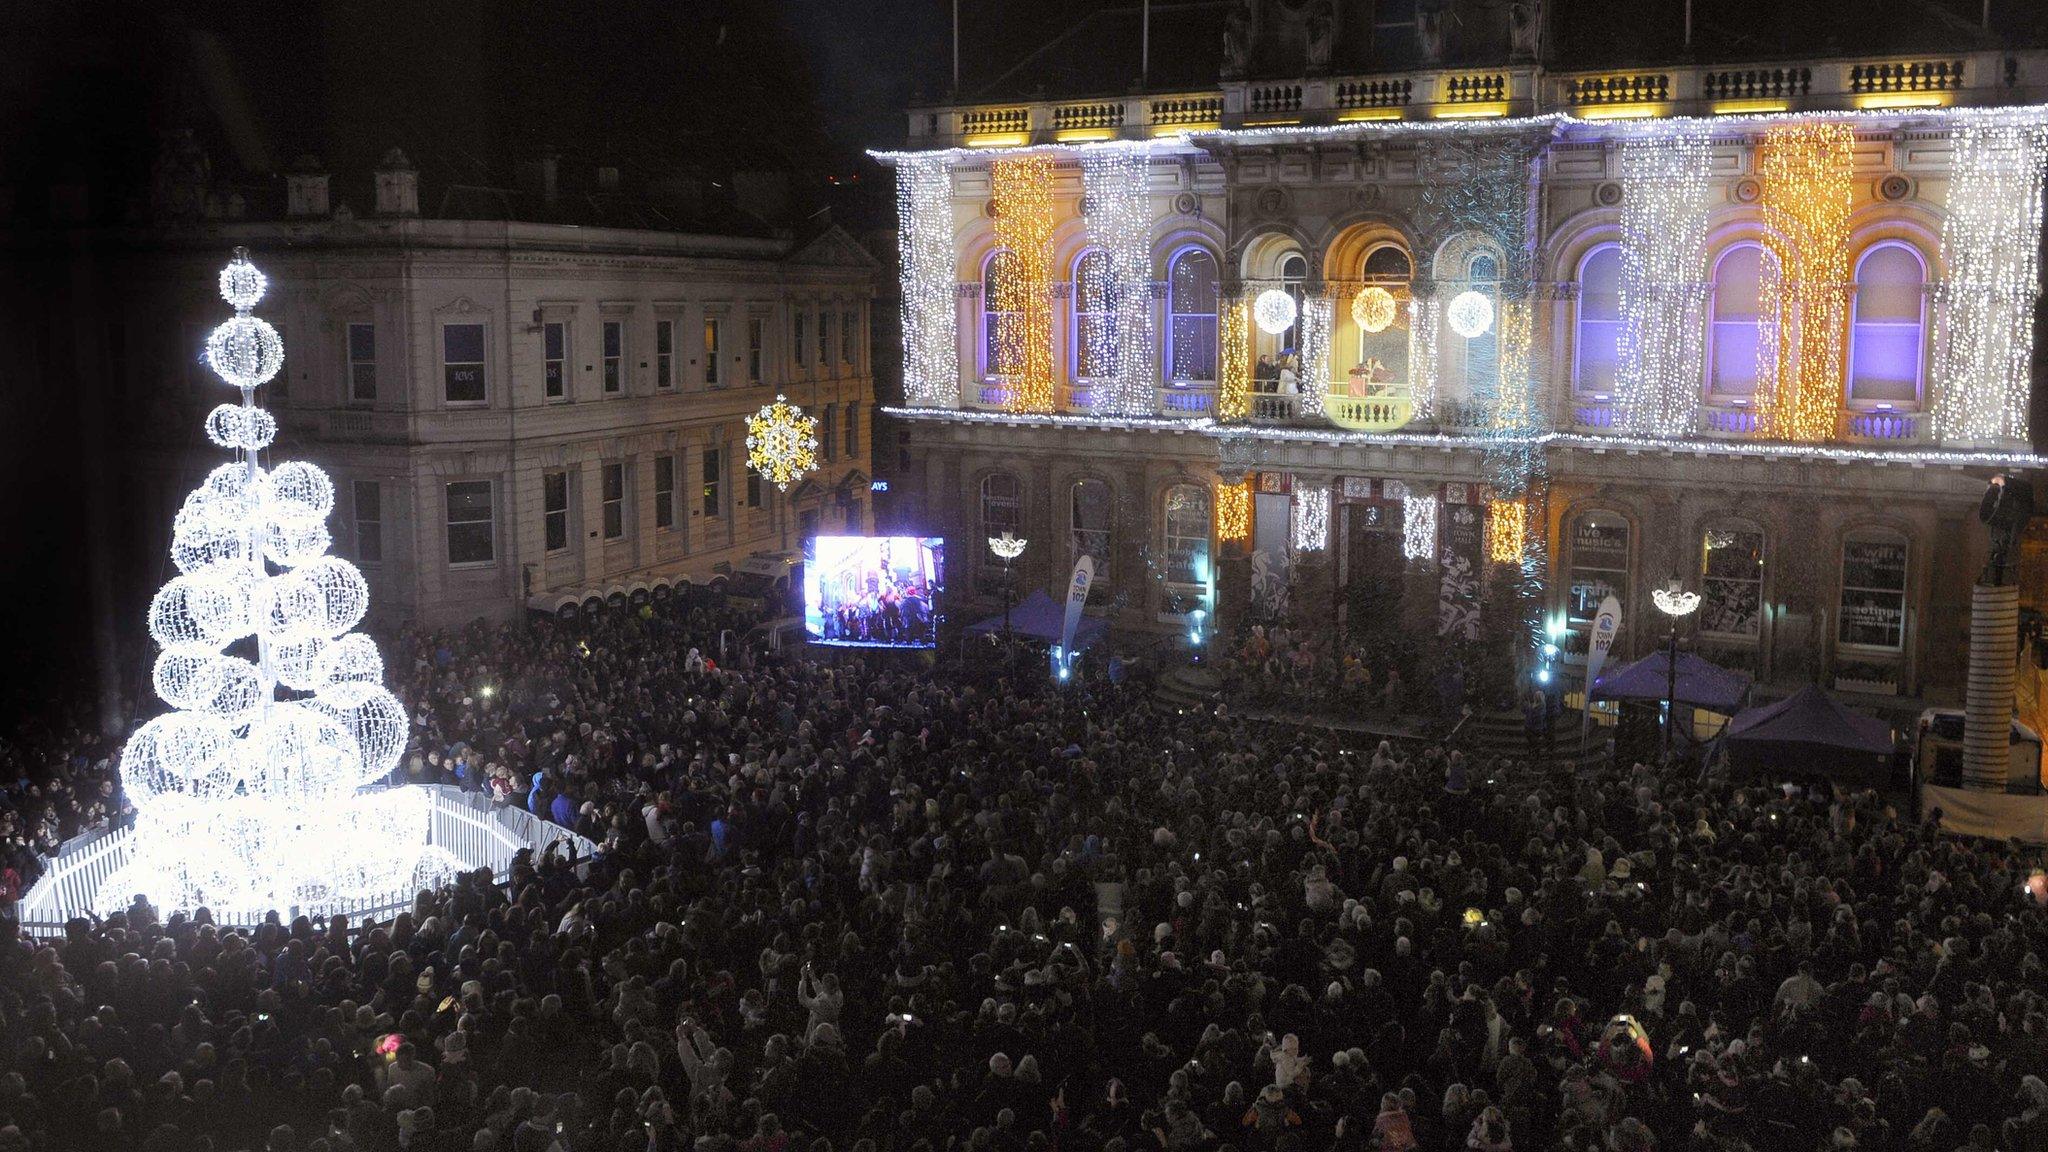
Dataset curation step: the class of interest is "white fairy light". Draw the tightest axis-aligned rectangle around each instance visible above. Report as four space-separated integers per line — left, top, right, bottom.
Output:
1446 290 1495 339
1253 288 1297 335
1613 123 1714 437
99 252 470 921
1932 113 2048 443
1403 491 1439 560
1409 292 1440 420
1292 482 1330 551
896 155 960 407
1080 146 1159 416
1297 296 1332 417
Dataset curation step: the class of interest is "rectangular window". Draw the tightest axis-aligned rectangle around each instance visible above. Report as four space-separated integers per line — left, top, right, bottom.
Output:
704 318 722 386
1840 537 1907 650
656 320 674 389
601 462 626 539
1700 528 1764 638
543 471 569 553
820 405 836 463
818 311 833 369
702 447 723 519
543 322 567 400
352 480 383 565
654 455 675 530
748 317 765 382
443 323 487 404
602 320 624 394
347 323 377 403
747 467 763 509
445 480 495 565
844 402 859 457
1567 514 1631 622
794 311 808 368
842 309 857 365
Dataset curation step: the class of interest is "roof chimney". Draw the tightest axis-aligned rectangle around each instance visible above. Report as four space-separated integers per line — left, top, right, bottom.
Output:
286 154 330 218
375 147 418 217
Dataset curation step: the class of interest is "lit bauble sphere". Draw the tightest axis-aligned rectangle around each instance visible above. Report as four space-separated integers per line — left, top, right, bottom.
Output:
206 315 285 389
1352 286 1397 334
1447 290 1495 339
218 251 269 309
1252 288 1298 335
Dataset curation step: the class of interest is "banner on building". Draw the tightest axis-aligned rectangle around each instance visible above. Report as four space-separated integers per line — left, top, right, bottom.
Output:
1437 500 1484 639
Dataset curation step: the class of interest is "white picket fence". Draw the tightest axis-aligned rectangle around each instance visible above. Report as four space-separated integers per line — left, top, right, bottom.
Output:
10 785 594 939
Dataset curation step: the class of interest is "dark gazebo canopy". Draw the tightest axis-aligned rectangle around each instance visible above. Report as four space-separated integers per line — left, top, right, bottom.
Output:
1724 685 1897 785
1589 649 1753 714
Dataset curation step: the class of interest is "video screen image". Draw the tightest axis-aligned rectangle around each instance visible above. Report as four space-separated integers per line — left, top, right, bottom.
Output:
802 536 944 648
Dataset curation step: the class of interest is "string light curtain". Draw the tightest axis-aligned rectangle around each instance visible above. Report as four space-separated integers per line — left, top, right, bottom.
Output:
897 155 959 407
1217 296 1253 420
1216 480 1252 542
990 154 1058 413
1297 295 1332 416
1614 124 1715 437
1402 490 1439 561
1933 114 2048 443
1755 121 1855 442
1408 289 1441 420
1079 147 1160 416
1486 495 1529 564
1293 482 1330 552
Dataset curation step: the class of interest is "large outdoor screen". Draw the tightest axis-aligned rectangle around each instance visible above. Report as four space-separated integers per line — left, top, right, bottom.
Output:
802 536 944 648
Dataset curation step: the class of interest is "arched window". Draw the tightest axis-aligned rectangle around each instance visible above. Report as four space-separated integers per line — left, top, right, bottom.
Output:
1166 249 1219 384
1574 245 1623 396
1848 242 1927 406
1700 524 1765 639
1279 252 1309 354
1455 252 1500 397
1839 529 1908 651
1070 478 1112 578
1356 244 1413 384
1163 484 1211 586
982 250 1021 378
979 472 1021 562
1072 249 1109 383
1707 243 1769 398
1566 511 1630 622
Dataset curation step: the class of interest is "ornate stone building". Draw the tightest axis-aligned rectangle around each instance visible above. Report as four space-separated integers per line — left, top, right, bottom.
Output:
879 45 2048 710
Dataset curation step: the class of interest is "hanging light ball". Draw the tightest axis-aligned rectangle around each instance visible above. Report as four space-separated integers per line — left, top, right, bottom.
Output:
1352 286 1397 334
1446 290 1495 340
218 250 269 310
1252 288 1298 335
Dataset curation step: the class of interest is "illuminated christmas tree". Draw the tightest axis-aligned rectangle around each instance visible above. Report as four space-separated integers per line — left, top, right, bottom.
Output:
99 249 462 918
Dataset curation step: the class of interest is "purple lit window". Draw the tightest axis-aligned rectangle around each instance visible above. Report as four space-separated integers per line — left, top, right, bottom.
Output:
1707 243 1770 398
1848 242 1926 407
1574 245 1622 395
1166 248 1218 384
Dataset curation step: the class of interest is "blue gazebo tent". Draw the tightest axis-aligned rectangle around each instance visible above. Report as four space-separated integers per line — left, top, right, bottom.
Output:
1724 684 1897 786
963 589 1109 651
1589 649 1754 713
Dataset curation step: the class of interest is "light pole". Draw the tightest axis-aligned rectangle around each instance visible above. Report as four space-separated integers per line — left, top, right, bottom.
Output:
1651 575 1701 760
990 531 1028 660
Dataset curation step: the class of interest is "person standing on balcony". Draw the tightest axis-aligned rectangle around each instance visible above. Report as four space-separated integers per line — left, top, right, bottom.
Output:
1256 354 1278 393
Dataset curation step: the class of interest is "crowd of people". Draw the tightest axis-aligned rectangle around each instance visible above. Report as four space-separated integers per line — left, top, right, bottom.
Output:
3 593 2048 1152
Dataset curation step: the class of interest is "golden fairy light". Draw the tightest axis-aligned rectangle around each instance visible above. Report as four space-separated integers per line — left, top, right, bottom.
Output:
1755 122 1854 443
990 154 1058 414
1215 480 1251 542
746 395 820 490
1486 495 1529 563
1217 297 1253 421
1352 286 1397 333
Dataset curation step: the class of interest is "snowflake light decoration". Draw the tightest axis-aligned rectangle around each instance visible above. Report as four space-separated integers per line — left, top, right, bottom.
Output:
100 249 467 920
1253 288 1298 335
746 395 820 490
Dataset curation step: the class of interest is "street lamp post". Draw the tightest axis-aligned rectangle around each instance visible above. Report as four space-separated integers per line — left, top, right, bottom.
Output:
989 531 1028 661
1651 575 1701 760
